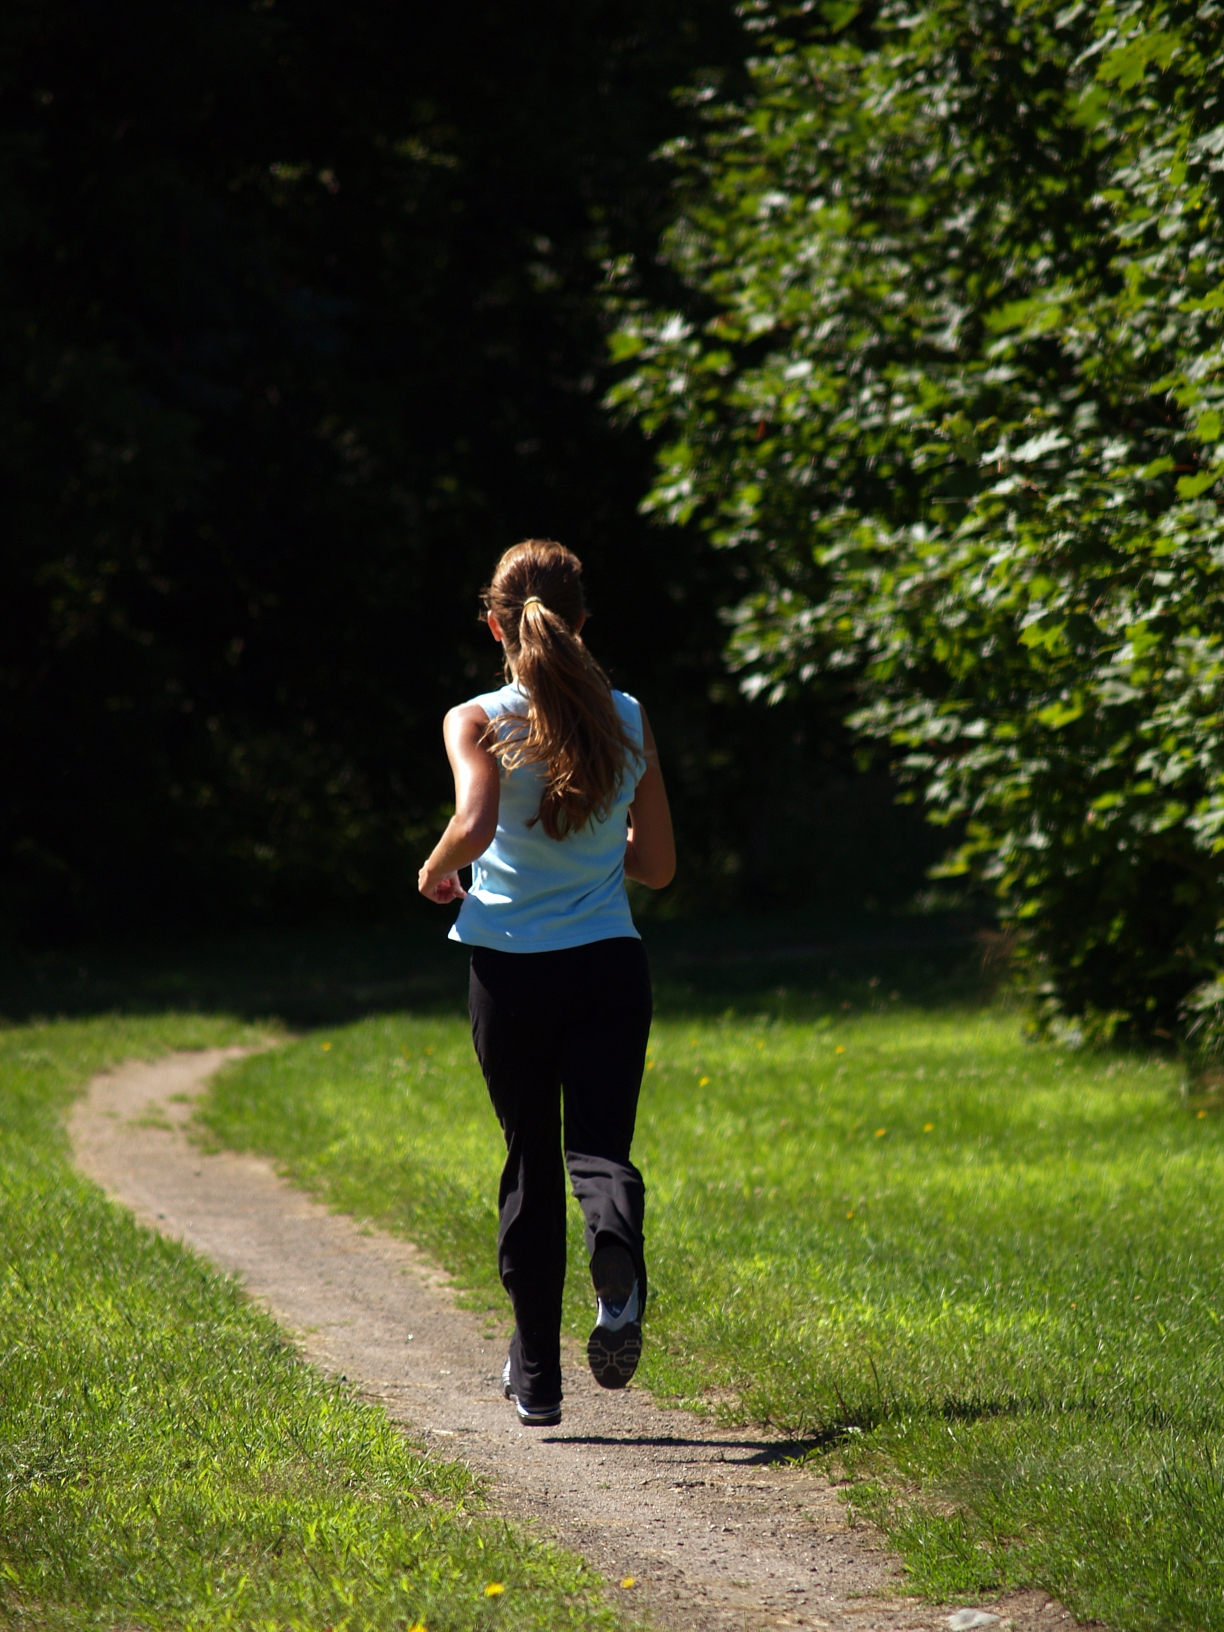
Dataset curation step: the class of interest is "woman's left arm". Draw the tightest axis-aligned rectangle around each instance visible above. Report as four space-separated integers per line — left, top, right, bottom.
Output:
418 703 501 903
625 705 676 889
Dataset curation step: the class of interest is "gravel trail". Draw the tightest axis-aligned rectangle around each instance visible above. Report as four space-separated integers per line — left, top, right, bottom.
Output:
70 1051 1081 1632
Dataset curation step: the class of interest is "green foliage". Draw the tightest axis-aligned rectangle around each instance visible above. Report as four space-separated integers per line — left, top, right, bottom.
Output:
206 1005 1224 1630
609 0 1224 1036
0 1016 615 1630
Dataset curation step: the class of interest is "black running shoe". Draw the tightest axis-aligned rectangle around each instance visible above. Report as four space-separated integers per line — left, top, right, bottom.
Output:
587 1244 642 1389
501 1357 562 1427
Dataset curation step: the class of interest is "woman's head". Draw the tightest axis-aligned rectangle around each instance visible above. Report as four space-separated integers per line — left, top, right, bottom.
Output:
481 539 585 650
479 539 635 840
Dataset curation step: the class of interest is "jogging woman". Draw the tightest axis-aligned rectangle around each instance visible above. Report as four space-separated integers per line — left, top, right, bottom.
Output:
418 539 675 1428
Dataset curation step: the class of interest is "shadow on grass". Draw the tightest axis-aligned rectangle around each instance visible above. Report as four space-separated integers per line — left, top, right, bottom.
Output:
0 908 993 1030
939 1394 1027 1425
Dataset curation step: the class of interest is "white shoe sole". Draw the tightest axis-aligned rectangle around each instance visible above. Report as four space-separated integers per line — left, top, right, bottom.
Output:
501 1358 562 1426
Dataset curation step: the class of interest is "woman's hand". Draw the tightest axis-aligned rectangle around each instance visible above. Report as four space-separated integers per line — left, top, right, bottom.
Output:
418 867 467 904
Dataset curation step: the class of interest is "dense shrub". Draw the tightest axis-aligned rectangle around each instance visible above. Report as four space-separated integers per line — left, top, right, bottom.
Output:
611 0 1224 1038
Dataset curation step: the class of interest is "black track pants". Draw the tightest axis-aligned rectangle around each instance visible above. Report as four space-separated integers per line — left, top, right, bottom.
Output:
468 936 652 1406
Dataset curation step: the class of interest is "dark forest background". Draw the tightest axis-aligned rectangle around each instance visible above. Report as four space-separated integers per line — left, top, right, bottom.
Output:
1 0 942 943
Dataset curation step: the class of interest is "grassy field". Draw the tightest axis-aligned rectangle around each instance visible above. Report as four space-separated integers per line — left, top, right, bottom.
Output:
202 994 1224 1632
0 1014 620 1632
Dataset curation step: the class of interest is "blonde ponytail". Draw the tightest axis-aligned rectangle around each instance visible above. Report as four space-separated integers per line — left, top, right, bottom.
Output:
480 540 637 840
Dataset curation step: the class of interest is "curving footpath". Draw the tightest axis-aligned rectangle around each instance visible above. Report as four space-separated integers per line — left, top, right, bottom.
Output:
70 1051 1081 1632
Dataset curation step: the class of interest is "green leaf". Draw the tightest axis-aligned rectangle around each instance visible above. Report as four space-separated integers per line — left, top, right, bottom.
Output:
608 331 645 363
1020 620 1068 653
1181 286 1224 313
819 1 861 31
1176 468 1223 498
1098 27 1182 91
985 297 1064 336
1035 698 1085 728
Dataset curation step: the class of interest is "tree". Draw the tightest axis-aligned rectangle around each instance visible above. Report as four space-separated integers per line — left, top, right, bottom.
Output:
611 0 1224 1038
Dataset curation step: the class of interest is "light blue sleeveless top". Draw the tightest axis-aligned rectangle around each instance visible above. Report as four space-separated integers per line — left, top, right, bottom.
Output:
449 682 646 953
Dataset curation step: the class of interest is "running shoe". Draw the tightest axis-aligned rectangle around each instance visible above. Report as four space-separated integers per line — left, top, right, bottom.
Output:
587 1243 642 1389
501 1357 562 1427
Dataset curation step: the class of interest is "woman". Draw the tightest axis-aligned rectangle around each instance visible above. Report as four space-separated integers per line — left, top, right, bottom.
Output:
418 539 675 1427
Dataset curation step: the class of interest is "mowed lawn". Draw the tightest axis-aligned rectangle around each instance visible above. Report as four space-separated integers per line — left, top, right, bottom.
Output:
204 1003 1224 1632
0 1016 617 1632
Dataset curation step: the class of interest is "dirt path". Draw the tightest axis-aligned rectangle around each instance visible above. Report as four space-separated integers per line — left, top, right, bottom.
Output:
71 1052 1075 1632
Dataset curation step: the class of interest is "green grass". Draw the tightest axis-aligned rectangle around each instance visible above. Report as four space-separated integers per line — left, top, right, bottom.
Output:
0 1014 620 1631
202 1002 1224 1632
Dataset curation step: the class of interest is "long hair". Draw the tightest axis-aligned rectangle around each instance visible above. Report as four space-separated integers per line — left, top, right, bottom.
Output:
480 539 636 840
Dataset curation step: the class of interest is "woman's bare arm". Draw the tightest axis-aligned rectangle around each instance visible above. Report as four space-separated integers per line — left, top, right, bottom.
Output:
418 703 500 903
625 705 676 889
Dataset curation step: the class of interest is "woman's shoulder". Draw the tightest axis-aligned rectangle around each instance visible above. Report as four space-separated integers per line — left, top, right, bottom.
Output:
465 681 524 717
611 688 644 748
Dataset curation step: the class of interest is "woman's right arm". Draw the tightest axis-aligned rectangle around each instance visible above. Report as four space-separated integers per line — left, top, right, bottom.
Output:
418 703 500 903
625 705 676 889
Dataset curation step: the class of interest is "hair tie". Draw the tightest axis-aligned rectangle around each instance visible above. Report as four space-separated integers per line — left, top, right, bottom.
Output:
522 597 545 612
